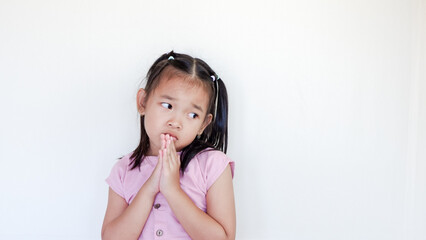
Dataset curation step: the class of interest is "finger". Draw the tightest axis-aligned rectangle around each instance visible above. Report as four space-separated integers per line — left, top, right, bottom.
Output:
163 134 168 150
162 149 170 171
164 138 174 166
165 137 171 159
169 137 176 153
165 134 170 149
165 134 169 148
167 139 180 168
159 150 163 166
161 134 166 150
154 150 163 174
168 141 177 166
166 134 171 146
169 139 179 163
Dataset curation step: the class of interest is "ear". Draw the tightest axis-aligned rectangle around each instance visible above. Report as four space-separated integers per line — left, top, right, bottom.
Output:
136 88 147 115
198 113 213 135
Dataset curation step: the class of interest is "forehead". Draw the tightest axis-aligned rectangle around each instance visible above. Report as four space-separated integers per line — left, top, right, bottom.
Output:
153 75 211 107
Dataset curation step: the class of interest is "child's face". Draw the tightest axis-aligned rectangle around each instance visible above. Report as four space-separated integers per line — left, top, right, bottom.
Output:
138 76 213 156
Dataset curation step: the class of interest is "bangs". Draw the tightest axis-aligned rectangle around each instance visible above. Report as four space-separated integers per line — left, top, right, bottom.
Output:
155 66 214 100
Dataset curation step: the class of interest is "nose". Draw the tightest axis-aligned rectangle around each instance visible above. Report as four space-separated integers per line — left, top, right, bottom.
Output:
167 118 182 130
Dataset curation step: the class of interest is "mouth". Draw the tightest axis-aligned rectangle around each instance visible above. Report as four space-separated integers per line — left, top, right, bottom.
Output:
162 133 178 141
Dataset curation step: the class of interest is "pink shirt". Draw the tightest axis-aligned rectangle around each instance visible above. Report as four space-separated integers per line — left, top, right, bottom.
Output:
106 149 234 240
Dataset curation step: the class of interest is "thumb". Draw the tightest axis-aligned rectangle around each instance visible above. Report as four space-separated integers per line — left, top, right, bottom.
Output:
154 150 163 173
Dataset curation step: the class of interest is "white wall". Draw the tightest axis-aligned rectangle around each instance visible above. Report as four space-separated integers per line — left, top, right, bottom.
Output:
0 0 424 239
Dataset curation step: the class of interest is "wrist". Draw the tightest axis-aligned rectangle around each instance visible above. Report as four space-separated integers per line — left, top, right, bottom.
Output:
141 182 159 198
162 184 183 200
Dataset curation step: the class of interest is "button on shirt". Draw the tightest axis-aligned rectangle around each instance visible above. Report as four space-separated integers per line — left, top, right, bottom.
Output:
106 149 234 240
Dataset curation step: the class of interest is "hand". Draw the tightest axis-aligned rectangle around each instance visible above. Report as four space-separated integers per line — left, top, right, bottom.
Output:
159 134 181 197
143 149 163 197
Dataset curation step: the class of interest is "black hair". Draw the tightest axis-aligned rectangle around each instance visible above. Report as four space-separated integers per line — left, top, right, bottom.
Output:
129 51 229 173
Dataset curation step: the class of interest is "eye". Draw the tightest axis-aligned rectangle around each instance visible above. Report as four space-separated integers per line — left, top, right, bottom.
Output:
188 112 198 119
161 102 172 110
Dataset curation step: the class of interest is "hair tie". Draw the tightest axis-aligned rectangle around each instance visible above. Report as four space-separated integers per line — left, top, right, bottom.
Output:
168 56 174 61
212 75 219 122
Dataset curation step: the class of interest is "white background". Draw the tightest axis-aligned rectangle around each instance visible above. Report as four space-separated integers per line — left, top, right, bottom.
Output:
1 0 425 239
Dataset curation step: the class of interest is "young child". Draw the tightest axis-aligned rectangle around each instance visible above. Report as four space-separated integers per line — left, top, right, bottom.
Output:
101 51 235 240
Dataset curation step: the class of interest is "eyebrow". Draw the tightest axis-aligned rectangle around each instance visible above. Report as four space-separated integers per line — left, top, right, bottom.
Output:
192 103 204 113
160 94 204 113
160 95 176 101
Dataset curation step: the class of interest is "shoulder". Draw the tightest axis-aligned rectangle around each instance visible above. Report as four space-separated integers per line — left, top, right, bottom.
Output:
192 149 235 190
105 152 134 197
110 152 133 174
194 148 230 162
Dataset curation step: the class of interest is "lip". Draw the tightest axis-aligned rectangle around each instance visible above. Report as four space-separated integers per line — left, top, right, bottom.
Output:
162 133 178 141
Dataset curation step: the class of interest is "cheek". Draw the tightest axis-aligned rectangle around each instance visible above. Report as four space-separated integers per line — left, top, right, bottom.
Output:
189 122 205 135
143 115 159 136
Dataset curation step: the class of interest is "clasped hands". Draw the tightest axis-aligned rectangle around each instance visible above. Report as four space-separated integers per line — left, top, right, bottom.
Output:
146 134 181 198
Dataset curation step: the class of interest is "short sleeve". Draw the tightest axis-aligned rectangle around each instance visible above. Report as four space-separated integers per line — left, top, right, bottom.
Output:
198 150 235 191
105 157 129 199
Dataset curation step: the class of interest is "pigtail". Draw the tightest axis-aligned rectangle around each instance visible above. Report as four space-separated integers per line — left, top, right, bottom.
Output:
207 77 228 153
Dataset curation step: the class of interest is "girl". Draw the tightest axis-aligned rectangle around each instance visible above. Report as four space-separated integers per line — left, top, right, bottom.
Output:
101 51 235 240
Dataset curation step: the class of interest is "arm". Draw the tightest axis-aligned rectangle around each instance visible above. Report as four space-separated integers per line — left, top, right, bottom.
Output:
160 135 236 240
101 157 163 240
164 165 236 240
